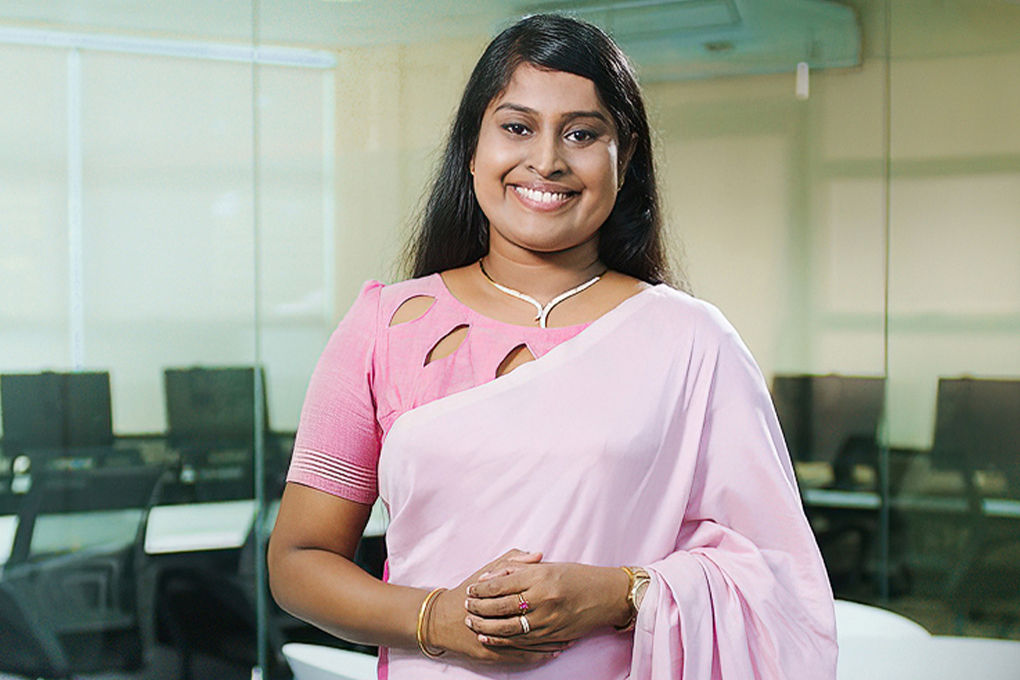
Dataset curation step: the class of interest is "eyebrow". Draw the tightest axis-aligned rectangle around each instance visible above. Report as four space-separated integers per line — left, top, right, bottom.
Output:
493 102 611 125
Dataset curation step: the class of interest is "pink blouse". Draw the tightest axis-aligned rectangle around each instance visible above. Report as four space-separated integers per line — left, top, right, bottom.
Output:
286 273 590 504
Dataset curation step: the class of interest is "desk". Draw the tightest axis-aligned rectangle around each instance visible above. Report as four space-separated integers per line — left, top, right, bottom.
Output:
144 498 389 555
144 500 256 554
0 515 17 565
837 635 1020 680
30 509 143 558
803 489 1020 518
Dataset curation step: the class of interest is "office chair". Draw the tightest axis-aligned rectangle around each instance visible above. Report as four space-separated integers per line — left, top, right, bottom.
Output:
282 643 378 680
149 506 384 680
0 580 71 679
4 464 164 673
929 377 1020 632
772 374 887 597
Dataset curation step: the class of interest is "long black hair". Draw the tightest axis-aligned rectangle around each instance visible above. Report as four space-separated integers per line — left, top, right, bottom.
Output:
403 13 676 286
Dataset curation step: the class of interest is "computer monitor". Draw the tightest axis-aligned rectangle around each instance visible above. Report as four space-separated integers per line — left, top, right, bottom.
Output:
164 366 267 447
771 375 811 463
931 377 1020 487
0 372 113 449
771 374 885 465
64 372 114 447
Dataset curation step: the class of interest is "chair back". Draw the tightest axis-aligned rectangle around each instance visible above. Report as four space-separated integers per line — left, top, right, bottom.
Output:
282 643 378 680
834 599 930 640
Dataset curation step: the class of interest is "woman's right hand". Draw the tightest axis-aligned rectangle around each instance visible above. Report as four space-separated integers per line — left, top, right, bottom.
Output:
427 549 572 664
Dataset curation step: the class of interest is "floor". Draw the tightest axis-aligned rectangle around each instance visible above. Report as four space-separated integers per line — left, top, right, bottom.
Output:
0 645 257 680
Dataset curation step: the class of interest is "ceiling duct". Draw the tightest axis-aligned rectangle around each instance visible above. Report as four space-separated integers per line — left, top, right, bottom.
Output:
526 0 861 81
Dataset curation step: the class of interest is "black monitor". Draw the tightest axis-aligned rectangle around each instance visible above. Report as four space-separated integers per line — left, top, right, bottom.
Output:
771 374 885 465
164 366 267 447
931 377 1020 487
0 372 113 449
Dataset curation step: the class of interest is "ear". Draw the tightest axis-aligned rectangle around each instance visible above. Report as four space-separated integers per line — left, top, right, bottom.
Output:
469 152 476 176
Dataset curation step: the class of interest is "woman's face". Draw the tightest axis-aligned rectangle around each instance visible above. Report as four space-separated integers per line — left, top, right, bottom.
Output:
471 63 625 258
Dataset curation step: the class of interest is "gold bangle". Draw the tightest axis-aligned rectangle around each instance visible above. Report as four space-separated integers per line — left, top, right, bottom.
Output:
416 587 447 659
615 566 650 632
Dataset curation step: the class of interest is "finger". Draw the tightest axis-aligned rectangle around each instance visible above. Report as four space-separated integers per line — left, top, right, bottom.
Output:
477 567 513 582
466 614 531 638
496 549 540 563
480 634 564 649
465 593 526 617
476 551 541 581
468 571 531 598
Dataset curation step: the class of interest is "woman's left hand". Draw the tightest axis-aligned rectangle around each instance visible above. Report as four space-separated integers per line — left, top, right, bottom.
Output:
463 562 632 649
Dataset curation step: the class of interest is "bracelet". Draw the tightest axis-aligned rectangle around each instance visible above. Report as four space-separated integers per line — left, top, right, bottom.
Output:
416 587 447 659
615 566 650 632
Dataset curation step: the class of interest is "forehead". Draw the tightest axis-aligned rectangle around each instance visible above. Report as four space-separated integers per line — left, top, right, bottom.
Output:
489 63 609 117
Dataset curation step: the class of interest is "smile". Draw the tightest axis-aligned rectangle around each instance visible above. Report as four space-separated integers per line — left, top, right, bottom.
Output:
510 185 578 210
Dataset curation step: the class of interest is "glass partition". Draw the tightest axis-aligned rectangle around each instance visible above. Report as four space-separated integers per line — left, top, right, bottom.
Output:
640 0 890 608
0 3 264 677
883 0 1020 637
2 2 1017 678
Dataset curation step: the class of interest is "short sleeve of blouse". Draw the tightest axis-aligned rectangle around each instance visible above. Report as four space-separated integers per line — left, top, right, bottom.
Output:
286 280 384 505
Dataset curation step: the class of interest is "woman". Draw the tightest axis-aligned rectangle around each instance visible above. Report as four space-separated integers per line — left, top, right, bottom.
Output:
268 13 837 680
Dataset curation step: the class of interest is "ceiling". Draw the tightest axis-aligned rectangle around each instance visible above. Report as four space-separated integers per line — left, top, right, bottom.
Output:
0 0 862 80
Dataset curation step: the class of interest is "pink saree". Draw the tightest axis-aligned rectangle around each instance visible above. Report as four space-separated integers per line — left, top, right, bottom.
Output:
376 285 837 679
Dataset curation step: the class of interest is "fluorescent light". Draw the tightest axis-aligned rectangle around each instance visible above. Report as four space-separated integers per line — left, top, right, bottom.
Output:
0 26 336 68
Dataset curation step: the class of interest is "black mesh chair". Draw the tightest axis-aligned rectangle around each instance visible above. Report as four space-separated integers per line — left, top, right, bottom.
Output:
771 374 886 596
0 580 71 679
3 464 163 674
930 378 1020 631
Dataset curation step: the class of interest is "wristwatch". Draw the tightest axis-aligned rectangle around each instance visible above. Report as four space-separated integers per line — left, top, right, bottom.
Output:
616 566 651 632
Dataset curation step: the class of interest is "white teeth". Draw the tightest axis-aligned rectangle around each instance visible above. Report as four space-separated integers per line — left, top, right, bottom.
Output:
514 186 572 204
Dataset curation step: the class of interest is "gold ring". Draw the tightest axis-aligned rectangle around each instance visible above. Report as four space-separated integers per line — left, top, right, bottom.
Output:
519 614 531 634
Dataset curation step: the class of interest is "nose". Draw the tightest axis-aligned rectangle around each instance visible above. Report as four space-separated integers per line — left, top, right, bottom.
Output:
527 132 567 178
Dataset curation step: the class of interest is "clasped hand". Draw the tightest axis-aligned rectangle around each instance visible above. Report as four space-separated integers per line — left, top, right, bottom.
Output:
429 549 628 665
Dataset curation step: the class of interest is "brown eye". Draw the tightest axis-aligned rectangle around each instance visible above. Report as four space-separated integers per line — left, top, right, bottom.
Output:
502 123 530 136
566 129 597 143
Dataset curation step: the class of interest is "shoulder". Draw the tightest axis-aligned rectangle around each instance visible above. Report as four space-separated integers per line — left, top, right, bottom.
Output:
340 275 442 328
641 286 764 383
640 284 739 343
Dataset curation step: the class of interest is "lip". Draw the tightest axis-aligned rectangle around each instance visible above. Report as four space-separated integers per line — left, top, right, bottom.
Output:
508 183 579 212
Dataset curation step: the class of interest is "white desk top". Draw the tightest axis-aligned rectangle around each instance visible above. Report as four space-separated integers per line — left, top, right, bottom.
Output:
144 500 257 554
0 515 18 566
803 488 1020 518
144 498 389 555
838 635 1020 680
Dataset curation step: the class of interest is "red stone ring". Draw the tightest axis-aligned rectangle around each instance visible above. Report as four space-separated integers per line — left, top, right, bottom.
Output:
517 593 530 614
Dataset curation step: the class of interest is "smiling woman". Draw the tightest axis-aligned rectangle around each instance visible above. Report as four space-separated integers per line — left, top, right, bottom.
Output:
267 13 837 680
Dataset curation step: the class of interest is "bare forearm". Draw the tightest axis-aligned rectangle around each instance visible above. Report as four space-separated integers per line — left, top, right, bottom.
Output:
592 565 636 629
269 546 426 649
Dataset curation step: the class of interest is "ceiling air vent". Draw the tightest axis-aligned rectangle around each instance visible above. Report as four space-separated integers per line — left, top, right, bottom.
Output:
527 0 861 81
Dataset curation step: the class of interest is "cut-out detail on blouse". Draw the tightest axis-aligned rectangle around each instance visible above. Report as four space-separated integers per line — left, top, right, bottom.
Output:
424 324 470 366
389 295 436 327
495 343 536 378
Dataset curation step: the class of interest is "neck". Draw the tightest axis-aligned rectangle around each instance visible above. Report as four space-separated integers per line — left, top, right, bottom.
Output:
480 250 606 305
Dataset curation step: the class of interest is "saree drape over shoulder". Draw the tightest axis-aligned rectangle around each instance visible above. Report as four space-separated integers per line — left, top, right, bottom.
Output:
287 276 837 680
